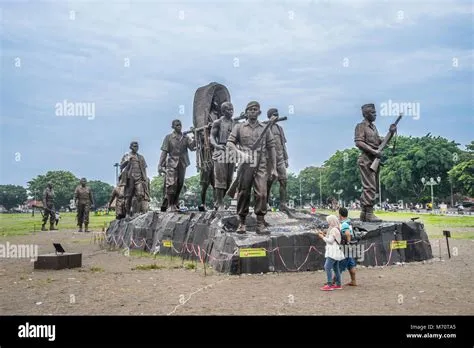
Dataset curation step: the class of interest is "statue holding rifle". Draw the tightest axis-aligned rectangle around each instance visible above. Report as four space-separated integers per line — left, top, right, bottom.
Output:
226 101 278 235
354 103 399 222
41 182 57 231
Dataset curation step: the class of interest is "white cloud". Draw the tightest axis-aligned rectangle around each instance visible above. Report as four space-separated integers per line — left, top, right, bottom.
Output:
1 0 473 185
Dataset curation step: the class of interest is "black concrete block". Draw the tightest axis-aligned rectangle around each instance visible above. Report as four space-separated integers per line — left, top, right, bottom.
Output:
34 253 82 270
238 238 270 274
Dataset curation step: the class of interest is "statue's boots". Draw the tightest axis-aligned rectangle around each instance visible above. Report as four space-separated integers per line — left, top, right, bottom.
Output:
85 224 90 232
49 222 58 231
359 207 367 221
167 195 177 212
78 224 83 232
256 215 271 235
160 197 168 212
263 216 271 227
365 206 382 222
236 216 246 234
215 189 226 211
279 180 288 210
41 223 47 231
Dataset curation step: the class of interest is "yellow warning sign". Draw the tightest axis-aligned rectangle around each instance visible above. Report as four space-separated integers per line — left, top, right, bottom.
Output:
239 248 267 258
391 240 407 249
163 240 173 248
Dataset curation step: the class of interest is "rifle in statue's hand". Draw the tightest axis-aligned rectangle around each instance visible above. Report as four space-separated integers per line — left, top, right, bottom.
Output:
262 116 288 124
226 163 243 198
32 205 44 217
226 116 279 198
370 113 403 172
183 122 213 136
250 115 279 151
183 127 196 136
233 112 247 122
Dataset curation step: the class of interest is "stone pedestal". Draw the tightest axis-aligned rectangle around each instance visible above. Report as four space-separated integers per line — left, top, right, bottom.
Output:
34 253 82 270
106 211 432 274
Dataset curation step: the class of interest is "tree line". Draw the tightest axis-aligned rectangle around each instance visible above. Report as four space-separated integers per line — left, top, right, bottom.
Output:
1 136 472 211
0 172 113 211
151 136 473 207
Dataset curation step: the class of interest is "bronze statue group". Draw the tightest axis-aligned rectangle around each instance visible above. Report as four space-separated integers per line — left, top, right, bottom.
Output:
39 88 397 235
115 100 291 235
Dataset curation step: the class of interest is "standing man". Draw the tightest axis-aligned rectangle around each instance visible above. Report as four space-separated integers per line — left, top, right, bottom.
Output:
226 101 277 234
265 108 289 213
209 102 236 211
354 103 397 222
74 178 95 232
158 119 196 212
120 141 149 217
41 182 57 231
338 207 357 286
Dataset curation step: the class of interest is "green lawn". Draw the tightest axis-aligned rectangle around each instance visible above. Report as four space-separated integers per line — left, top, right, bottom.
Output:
0 212 116 236
0 210 473 240
314 209 474 240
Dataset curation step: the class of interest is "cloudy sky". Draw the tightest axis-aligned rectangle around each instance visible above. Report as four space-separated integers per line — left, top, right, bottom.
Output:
1 0 472 187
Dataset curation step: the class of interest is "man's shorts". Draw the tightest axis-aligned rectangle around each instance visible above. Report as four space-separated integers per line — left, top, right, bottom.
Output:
339 257 356 272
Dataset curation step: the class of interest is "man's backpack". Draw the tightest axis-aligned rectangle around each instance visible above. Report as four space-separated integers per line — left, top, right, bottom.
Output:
341 220 358 245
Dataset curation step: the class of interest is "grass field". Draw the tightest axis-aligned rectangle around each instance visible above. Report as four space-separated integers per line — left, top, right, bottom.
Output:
0 210 473 240
0 212 116 236
316 209 474 240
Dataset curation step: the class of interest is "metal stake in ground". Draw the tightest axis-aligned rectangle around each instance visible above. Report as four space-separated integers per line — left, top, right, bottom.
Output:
443 230 451 258
438 238 442 261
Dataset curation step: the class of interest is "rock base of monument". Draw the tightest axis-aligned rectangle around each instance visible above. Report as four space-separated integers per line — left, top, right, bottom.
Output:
106 211 433 274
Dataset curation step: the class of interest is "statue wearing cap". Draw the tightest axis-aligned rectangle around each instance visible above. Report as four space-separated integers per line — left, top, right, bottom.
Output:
41 181 57 231
74 178 95 232
354 103 396 222
265 108 289 214
226 101 278 234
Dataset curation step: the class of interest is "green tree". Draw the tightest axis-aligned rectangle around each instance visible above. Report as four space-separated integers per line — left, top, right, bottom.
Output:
321 148 361 204
87 180 114 208
150 175 165 203
184 173 212 206
448 141 474 197
381 135 461 203
27 171 79 209
0 185 28 210
269 171 298 207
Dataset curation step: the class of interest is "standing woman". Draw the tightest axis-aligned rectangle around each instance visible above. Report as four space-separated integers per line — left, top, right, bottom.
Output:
318 215 345 291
